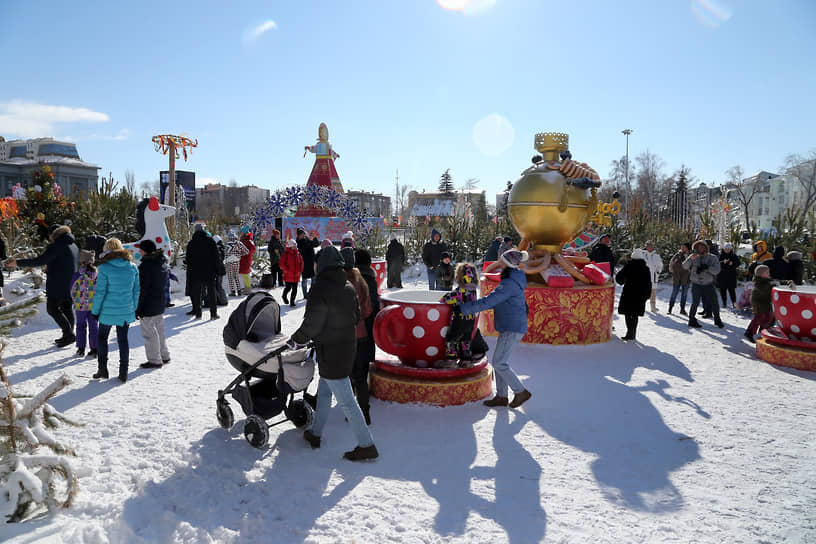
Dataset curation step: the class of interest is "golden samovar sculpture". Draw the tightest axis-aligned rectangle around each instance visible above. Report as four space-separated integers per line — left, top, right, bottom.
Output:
507 132 605 283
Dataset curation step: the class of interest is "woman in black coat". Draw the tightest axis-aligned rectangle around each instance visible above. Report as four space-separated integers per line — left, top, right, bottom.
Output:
615 249 652 341
717 243 740 308
290 245 378 461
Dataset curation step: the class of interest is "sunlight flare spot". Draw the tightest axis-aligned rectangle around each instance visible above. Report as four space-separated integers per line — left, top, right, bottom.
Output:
691 0 733 28
473 114 514 157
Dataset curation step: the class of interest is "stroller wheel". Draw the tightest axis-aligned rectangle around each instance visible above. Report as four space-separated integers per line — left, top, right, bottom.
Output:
244 414 269 448
216 400 234 429
288 399 314 428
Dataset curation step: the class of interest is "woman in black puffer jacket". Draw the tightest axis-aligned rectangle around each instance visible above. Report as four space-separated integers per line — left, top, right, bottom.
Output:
290 245 378 461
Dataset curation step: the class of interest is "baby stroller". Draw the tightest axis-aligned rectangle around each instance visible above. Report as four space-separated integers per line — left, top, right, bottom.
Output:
217 291 315 448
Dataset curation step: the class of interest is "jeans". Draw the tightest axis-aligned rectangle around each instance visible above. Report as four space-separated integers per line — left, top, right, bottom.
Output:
75 310 98 349
669 283 688 309
689 283 720 321
97 323 130 376
301 277 312 299
309 377 374 448
491 331 525 397
426 267 438 291
47 298 74 337
140 314 170 364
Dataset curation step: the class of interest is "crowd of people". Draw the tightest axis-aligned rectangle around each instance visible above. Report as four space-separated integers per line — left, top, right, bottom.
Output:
8 221 807 462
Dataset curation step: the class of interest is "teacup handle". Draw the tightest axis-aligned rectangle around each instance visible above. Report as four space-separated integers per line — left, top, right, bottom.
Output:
373 305 405 355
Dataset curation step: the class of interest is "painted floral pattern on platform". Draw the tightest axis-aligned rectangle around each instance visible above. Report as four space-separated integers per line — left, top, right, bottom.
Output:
479 279 614 345
370 368 493 406
757 338 816 372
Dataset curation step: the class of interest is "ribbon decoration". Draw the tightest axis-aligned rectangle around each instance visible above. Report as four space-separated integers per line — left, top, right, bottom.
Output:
151 134 198 161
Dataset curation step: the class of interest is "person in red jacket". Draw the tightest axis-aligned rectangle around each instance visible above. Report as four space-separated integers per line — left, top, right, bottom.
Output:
279 239 304 307
238 230 256 294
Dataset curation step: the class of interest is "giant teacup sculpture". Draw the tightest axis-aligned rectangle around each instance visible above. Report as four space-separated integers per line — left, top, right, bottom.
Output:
479 132 618 345
756 285 816 372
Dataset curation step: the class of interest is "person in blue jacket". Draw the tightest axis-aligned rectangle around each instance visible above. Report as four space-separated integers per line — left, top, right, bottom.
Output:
459 249 532 409
91 238 140 382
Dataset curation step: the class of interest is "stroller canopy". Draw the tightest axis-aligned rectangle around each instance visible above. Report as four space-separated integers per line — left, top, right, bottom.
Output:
223 292 281 349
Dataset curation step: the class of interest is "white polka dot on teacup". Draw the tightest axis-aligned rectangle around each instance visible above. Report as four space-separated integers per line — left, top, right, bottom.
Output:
426 346 438 356
803 310 813 320
403 307 415 319
440 326 448 338
780 306 788 316
774 292 779 301
792 324 801 333
427 309 440 321
791 294 800 304
413 326 425 338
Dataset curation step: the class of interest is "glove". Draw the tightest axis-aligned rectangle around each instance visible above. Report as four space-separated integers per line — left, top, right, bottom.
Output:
287 337 306 350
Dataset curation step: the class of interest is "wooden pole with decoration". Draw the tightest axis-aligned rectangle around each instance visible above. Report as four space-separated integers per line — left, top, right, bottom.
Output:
151 134 198 235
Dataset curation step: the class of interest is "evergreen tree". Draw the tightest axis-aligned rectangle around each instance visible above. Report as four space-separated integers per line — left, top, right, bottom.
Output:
438 169 454 195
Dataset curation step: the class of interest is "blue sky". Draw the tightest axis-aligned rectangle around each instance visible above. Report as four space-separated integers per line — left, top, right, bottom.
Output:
1 0 814 204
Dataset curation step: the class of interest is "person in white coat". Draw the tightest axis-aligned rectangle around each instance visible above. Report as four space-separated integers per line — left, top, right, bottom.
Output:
643 241 663 312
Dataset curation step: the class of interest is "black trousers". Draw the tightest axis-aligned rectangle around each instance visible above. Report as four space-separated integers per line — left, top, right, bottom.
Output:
351 337 373 409
719 286 737 306
270 264 283 287
188 277 217 316
690 283 720 320
46 298 74 336
282 282 298 304
624 314 639 338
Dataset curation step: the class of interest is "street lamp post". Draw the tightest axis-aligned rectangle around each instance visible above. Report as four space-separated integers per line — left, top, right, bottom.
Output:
621 129 632 217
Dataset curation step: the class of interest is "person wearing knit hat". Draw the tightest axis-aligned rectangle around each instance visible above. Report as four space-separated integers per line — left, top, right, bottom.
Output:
70 249 99 357
436 251 454 291
280 238 304 306
136 235 171 369
460 250 532 409
615 248 651 341
11 224 79 347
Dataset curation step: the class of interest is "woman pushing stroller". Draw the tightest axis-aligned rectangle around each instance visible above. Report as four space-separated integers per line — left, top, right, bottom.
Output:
288 245 379 461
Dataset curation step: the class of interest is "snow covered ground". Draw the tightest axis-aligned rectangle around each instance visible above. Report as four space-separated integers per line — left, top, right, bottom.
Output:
1 265 815 544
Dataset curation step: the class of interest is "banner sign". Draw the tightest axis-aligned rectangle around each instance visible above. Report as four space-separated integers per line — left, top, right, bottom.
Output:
280 217 382 242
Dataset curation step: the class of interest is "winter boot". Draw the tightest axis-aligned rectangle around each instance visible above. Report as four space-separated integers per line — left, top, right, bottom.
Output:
714 318 724 328
343 445 379 461
118 361 128 383
667 304 673 315
75 347 85 357
87 348 98 358
688 317 702 328
744 330 755 343
445 341 458 360
303 429 321 449
680 306 687 316
483 396 509 407
509 389 532 408
92 367 109 379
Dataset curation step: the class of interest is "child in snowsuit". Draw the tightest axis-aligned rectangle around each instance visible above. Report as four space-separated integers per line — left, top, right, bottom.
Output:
70 249 98 358
225 232 249 296
435 252 454 291
439 263 480 367
239 230 256 294
744 264 774 342
280 239 304 306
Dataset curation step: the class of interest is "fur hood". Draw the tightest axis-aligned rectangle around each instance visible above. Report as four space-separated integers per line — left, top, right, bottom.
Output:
49 225 72 243
99 249 133 263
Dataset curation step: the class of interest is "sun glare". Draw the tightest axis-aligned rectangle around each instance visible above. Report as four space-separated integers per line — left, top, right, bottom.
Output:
472 114 514 157
690 0 733 28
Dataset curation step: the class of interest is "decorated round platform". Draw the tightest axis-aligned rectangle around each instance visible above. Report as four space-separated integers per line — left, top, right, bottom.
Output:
373 351 488 379
478 276 614 345
370 365 493 406
756 337 816 372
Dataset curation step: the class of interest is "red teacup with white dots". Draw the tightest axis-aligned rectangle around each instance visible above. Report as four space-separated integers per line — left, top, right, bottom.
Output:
371 260 387 293
373 290 453 367
772 285 816 343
